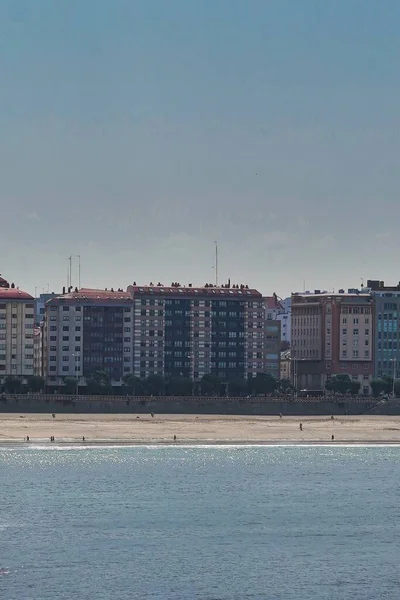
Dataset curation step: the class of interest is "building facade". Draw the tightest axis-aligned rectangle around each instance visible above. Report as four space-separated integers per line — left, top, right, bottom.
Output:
0 275 35 381
291 290 373 395
127 284 276 381
367 279 400 380
43 289 134 389
42 284 278 388
276 297 291 344
280 349 291 381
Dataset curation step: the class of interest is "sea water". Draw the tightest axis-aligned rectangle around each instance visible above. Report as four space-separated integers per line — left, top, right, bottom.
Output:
1 445 400 600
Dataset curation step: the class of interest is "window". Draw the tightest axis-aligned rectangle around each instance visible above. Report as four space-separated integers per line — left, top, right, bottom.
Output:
62 356 69 362
75 336 81 342
63 326 69 331
63 306 69 312
63 336 69 342
75 346 81 352
62 346 69 351
50 346 56 351
75 326 81 331
353 329 359 336
365 329 369 335
50 326 57 331
62 366 69 372
124 327 131 332
342 329 347 336
50 336 57 341
50 366 56 372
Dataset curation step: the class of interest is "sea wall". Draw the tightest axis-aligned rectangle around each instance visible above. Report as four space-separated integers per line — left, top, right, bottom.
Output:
0 394 396 415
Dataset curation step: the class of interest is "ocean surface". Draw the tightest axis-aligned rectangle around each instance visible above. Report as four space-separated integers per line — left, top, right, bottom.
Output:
1 445 400 600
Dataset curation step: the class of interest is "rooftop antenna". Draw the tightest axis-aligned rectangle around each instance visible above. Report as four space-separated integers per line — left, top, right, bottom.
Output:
214 241 218 287
77 255 81 289
68 255 72 290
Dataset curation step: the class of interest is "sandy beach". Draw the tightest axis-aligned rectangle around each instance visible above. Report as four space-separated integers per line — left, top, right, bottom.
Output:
1 413 400 444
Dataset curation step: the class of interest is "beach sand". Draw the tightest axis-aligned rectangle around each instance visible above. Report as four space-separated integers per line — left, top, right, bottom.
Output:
1 413 400 444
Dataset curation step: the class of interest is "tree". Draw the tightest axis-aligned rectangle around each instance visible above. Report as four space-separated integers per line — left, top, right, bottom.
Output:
325 374 360 396
227 378 248 397
3 376 23 394
145 374 165 396
200 374 221 396
166 376 193 396
63 377 78 395
370 379 385 398
85 370 112 395
279 378 293 394
370 378 393 398
248 373 278 396
349 380 361 396
122 373 144 396
25 375 45 393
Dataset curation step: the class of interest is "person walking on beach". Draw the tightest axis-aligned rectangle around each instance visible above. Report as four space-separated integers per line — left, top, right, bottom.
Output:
82 436 85 442
331 434 335 441
299 423 303 432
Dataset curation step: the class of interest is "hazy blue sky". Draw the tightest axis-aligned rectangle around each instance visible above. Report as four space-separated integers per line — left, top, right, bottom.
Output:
1 0 400 298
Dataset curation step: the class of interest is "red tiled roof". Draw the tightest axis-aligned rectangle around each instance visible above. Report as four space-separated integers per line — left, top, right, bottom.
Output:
0 288 33 300
127 285 262 298
264 296 283 310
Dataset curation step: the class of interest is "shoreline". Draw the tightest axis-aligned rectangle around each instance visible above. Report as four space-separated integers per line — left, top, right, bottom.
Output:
2 438 400 447
2 413 400 446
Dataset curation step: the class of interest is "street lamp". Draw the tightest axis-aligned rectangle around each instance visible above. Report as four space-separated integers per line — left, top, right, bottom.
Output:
391 358 397 398
72 352 80 397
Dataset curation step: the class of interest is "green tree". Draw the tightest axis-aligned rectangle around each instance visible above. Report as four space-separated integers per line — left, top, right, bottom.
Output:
145 374 165 396
248 373 278 396
325 374 360 395
166 376 193 396
25 375 45 393
200 373 222 396
370 379 385 398
3 376 23 394
63 377 78 395
122 373 143 395
227 378 248 397
279 378 293 394
370 378 393 398
349 380 361 396
85 370 112 395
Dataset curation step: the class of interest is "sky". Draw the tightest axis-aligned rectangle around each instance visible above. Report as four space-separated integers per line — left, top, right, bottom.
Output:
1 0 400 298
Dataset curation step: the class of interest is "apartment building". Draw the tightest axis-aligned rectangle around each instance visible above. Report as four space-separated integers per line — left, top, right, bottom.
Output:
291 290 373 394
0 275 36 381
43 288 134 389
367 279 400 379
127 283 273 381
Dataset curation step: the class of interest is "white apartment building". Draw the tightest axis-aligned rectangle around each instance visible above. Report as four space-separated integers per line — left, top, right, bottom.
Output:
43 288 134 389
0 276 36 381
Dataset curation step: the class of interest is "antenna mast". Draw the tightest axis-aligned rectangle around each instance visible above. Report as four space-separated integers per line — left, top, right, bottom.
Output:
214 241 218 287
77 255 81 289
